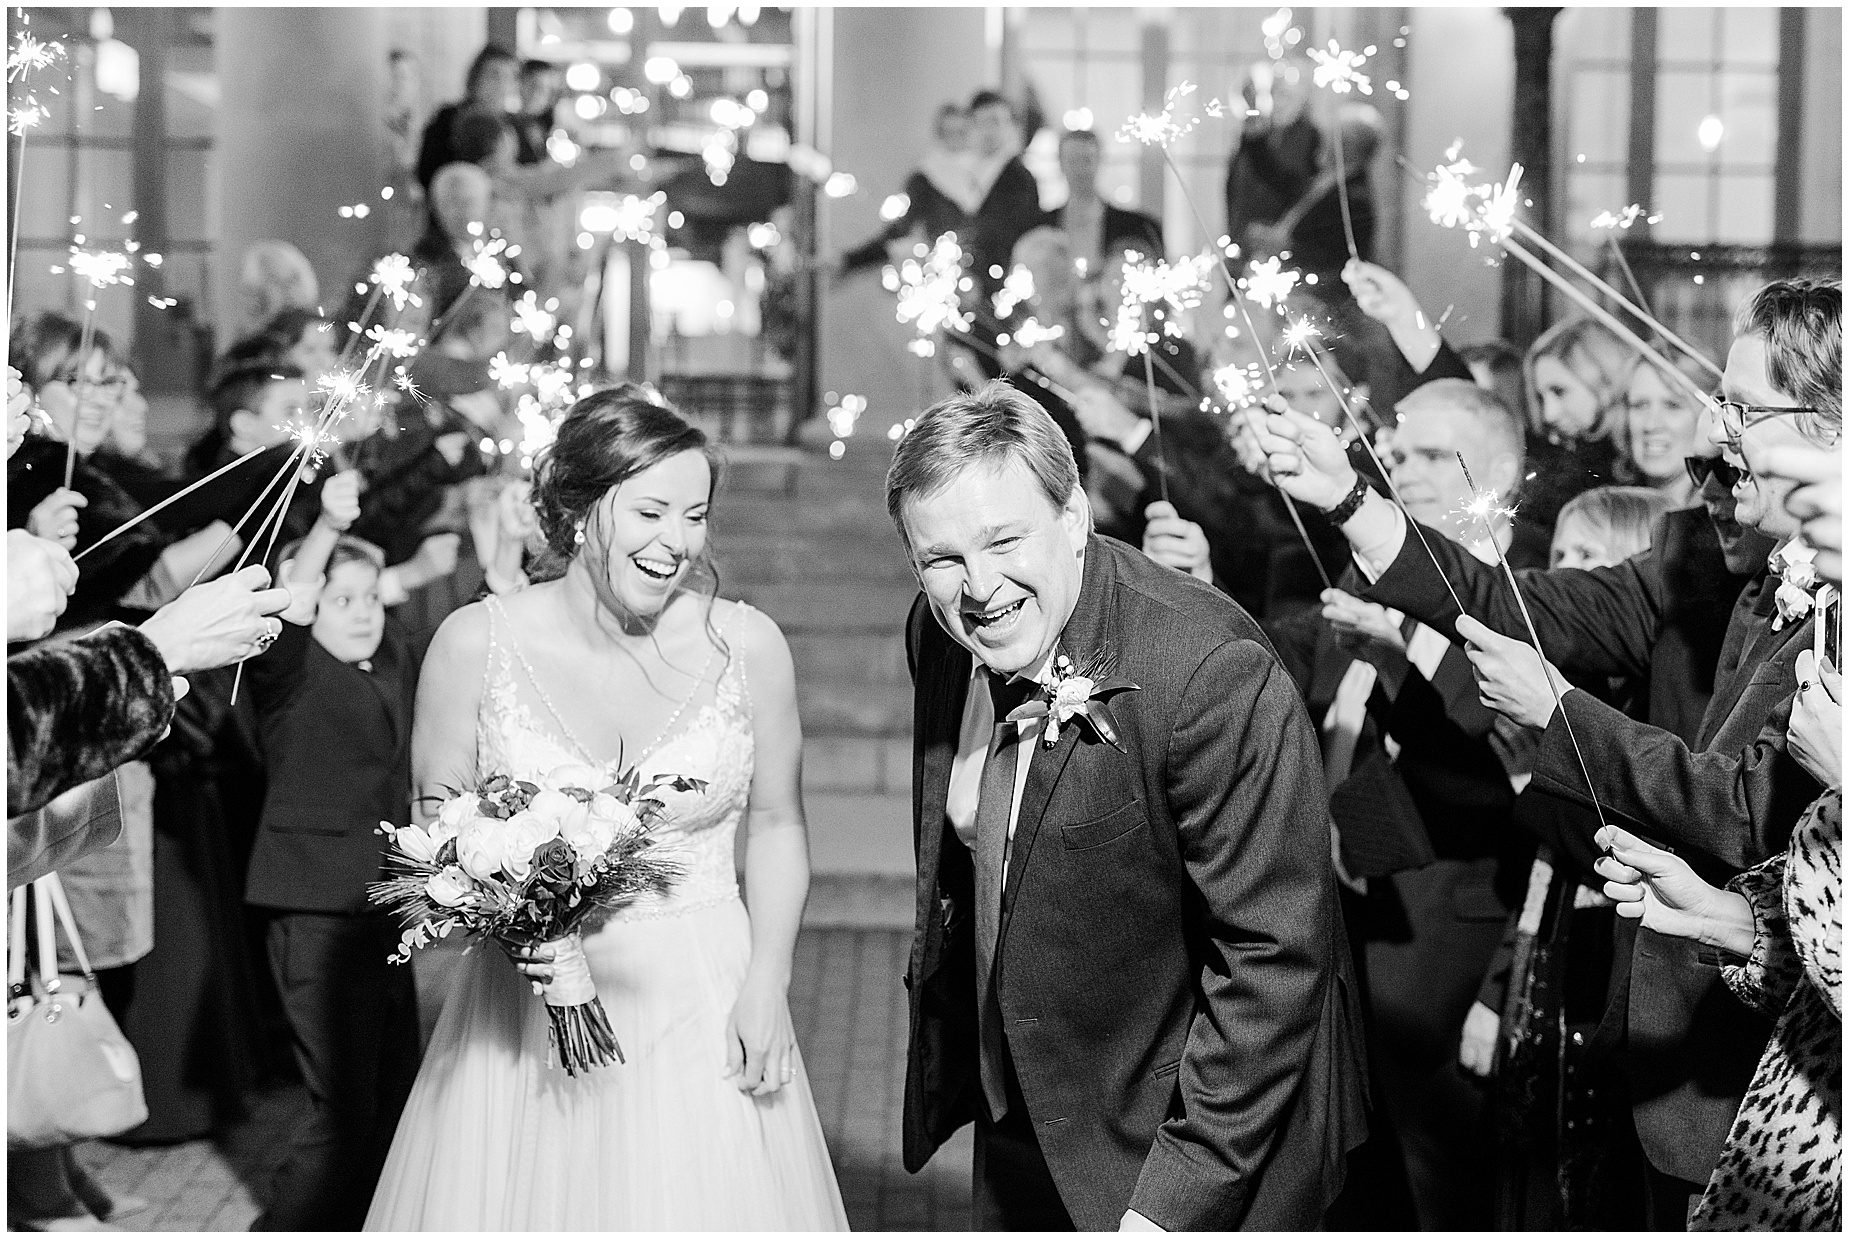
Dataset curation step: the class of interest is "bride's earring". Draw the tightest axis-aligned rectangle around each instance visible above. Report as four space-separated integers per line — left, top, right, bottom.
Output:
573 522 586 547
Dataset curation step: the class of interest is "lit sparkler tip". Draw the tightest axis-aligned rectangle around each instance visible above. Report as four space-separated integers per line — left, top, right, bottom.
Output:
66 247 133 290
1281 315 1321 353
894 233 972 341
364 324 420 359
1307 39 1373 96
369 253 418 310
9 31 63 83
1242 255 1301 313
1116 80 1201 148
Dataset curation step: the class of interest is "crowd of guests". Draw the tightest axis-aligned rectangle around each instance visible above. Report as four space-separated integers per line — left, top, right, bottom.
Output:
842 57 1839 1234
5 102 562 1222
7 42 1840 1235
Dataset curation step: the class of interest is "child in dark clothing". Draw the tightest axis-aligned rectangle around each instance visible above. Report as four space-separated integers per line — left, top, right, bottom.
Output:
244 470 421 1231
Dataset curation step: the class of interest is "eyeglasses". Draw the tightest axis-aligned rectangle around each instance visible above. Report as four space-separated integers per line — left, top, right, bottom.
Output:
1685 455 1744 491
1715 399 1822 439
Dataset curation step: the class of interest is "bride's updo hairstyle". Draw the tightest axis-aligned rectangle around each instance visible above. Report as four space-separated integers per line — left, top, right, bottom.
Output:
532 383 724 627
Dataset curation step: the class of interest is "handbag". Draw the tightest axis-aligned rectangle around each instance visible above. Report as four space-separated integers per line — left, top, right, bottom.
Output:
7 872 148 1149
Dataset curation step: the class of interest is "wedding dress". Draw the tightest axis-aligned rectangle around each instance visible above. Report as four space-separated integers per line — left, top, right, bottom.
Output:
365 597 848 1230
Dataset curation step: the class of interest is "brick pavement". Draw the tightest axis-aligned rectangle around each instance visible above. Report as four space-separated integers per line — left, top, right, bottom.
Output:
75 928 972 1231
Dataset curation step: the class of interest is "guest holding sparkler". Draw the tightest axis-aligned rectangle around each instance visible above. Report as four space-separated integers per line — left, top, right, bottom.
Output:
1224 55 1321 263
8 316 170 628
1267 377 1544 1231
242 471 422 1231
260 308 341 390
1257 276 1839 1227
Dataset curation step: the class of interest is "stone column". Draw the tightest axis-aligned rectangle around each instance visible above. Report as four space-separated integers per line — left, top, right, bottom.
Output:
1501 6 1561 347
214 7 485 346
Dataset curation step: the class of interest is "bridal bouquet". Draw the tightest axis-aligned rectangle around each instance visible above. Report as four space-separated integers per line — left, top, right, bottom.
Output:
369 764 698 1075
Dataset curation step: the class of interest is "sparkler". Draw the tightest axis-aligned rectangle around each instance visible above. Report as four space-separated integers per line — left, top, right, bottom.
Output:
1119 87 1341 581
59 243 138 486
72 446 272 563
1112 252 1213 505
1009 318 1065 349
1307 39 1383 262
1115 81 1201 150
892 233 973 355
8 26 65 315
1406 150 1724 399
1455 453 1610 832
1590 205 1659 316
1244 256 1301 314
992 264 1036 320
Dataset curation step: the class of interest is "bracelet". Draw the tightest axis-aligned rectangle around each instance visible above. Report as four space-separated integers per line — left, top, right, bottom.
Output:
1321 475 1371 526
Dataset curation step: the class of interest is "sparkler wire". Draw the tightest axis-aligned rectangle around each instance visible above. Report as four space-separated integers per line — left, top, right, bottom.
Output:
1139 347 1170 505
72 445 271 562
1328 127 1361 263
1455 452 1610 833
1510 220 1723 381
1153 146 1333 586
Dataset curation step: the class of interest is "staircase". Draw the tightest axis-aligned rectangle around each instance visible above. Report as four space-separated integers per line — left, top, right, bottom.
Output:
716 435 918 927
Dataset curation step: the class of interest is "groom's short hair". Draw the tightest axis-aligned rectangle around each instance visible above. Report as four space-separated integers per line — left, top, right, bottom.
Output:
885 380 1081 540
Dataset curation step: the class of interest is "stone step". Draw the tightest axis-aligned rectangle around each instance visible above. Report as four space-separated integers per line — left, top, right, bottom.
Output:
714 533 916 586
797 676 915 736
802 734 913 796
785 631 911 686
734 580 917 636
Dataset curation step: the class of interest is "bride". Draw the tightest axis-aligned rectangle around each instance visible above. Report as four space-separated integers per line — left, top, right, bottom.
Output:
365 386 848 1230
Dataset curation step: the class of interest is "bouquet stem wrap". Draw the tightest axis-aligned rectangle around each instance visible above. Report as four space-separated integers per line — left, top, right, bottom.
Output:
537 933 622 1075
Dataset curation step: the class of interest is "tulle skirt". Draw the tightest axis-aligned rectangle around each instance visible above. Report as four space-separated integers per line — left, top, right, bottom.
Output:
364 896 848 1231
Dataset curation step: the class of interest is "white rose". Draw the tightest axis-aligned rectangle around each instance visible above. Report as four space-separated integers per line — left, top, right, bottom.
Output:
456 816 508 881
563 809 618 868
437 793 482 831
545 763 605 793
391 823 438 864
526 790 579 834
425 866 474 908
499 810 562 883
1052 676 1093 710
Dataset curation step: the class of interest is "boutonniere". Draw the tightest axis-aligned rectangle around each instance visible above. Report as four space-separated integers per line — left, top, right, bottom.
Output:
1770 540 1823 630
1005 651 1140 750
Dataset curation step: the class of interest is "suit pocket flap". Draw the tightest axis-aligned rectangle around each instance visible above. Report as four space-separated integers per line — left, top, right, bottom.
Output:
1061 800 1145 850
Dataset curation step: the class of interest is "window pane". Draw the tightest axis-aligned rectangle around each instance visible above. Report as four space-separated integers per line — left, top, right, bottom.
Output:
1716 69 1778 169
164 46 219 142
165 148 213 242
1656 70 1716 167
76 148 135 238
1023 9 1075 55
1569 68 1629 165
1721 7 1779 67
16 143 71 240
1657 7 1718 63
13 246 70 322
1714 171 1773 244
1651 174 1716 242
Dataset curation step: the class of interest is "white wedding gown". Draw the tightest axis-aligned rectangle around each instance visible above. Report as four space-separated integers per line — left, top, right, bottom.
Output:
365 598 848 1230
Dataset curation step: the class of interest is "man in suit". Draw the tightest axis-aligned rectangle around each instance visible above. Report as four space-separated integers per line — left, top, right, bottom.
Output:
1270 379 1545 1230
1256 276 1840 1225
964 91 1045 304
889 380 1366 1230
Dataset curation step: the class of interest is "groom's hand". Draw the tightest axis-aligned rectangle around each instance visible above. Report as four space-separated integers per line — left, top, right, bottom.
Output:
1257 398 1359 512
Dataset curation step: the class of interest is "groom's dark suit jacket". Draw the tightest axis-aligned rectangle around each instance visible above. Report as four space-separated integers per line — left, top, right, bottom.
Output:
1359 508 1817 1187
902 535 1368 1230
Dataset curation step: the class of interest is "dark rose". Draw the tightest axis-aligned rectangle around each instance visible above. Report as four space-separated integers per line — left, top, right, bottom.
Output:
533 837 577 892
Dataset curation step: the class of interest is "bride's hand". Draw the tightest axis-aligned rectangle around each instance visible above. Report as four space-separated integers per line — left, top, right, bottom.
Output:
725 974 797 1097
508 940 559 993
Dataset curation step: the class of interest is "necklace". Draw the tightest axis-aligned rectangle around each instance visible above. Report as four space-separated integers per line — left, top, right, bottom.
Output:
502 612 719 767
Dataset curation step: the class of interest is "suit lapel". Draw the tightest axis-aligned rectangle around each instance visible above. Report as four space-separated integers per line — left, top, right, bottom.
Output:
999 539 1118 930
912 609 971 936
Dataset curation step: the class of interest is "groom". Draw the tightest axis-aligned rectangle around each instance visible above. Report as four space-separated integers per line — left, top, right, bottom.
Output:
890 382 1367 1231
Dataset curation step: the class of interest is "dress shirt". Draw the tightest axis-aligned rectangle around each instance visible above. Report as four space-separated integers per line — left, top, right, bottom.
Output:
947 651 1057 888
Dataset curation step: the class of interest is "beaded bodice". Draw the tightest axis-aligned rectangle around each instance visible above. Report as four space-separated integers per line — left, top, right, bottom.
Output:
476 595 755 919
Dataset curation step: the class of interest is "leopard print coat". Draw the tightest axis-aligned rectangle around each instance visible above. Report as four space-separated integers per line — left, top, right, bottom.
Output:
1692 790 1841 1231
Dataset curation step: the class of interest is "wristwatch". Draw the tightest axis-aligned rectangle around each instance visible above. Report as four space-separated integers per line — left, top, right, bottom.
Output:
1321 474 1371 526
